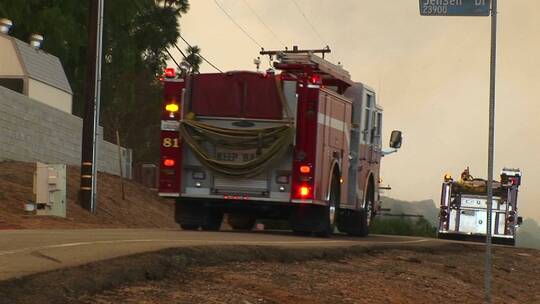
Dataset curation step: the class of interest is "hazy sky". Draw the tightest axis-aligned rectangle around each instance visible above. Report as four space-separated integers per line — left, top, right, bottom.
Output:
169 0 540 221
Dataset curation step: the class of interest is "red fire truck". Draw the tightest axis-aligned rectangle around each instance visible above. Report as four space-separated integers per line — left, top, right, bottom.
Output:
159 48 402 236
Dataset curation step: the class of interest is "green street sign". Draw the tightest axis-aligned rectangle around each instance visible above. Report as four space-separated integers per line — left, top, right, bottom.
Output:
420 0 491 16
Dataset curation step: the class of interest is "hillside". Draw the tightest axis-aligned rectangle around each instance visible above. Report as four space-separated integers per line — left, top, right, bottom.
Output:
517 218 540 249
0 161 177 229
380 197 439 224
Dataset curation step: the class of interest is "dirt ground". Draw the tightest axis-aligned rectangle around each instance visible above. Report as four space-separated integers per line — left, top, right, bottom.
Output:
0 160 177 229
76 245 540 304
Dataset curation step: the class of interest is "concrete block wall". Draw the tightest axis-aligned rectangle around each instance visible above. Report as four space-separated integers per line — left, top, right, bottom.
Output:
0 85 132 178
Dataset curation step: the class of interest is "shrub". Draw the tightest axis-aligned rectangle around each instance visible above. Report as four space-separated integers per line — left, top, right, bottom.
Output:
370 216 437 238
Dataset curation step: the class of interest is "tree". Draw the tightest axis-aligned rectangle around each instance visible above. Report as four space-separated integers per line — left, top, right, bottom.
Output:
183 45 202 73
99 0 189 164
0 0 88 115
0 0 192 165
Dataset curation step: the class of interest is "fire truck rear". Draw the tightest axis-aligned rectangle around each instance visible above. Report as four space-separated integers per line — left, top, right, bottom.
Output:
159 48 402 236
438 168 523 245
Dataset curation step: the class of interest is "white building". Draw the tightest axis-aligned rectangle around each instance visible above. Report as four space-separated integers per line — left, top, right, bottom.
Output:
0 31 73 113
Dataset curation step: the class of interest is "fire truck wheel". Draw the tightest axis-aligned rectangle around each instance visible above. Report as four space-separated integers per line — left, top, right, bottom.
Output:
227 214 256 230
180 224 199 230
315 174 340 237
356 208 370 237
353 190 375 237
201 210 224 231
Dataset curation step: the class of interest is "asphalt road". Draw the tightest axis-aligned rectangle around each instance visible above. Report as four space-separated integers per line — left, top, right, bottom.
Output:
0 229 436 281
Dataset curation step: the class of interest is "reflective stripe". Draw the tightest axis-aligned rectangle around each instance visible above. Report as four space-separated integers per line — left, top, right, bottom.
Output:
158 192 180 197
317 113 350 144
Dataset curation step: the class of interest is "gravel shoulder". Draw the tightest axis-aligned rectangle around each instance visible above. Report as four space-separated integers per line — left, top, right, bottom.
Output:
78 244 540 304
1 241 537 304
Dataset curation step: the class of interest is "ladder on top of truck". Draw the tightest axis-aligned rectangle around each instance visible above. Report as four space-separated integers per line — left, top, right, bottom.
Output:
261 47 353 86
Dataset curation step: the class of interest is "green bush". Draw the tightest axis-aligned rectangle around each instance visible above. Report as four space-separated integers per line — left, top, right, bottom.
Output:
370 217 437 238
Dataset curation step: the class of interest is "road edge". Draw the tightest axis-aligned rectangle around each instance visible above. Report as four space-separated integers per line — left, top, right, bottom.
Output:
0 241 472 303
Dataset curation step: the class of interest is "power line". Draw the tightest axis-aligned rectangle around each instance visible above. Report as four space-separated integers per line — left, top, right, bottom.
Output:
213 0 263 48
177 35 224 73
173 42 189 61
165 47 183 70
291 0 326 46
172 42 199 74
241 0 284 47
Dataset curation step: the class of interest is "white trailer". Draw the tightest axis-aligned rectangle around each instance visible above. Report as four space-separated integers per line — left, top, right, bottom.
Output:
438 168 522 246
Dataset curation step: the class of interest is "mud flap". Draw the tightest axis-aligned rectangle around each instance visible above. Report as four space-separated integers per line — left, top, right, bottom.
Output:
289 204 328 233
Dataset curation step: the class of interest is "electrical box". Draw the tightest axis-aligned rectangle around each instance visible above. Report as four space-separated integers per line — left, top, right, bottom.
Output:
33 162 67 217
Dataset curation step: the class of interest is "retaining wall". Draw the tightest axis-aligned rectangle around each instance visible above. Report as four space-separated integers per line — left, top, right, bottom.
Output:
0 85 132 177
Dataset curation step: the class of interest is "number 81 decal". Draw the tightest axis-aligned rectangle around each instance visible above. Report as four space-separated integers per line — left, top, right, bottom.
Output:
162 137 180 148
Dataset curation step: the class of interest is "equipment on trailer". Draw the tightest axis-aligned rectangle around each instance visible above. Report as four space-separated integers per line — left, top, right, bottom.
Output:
438 167 523 245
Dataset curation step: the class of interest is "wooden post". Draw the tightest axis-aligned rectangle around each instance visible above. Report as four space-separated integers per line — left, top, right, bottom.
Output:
116 130 125 200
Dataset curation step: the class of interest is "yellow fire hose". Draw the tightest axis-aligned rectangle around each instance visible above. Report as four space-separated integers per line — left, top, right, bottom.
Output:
179 119 294 178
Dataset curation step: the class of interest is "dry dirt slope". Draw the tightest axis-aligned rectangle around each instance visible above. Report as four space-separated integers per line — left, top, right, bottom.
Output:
0 160 177 229
76 244 540 304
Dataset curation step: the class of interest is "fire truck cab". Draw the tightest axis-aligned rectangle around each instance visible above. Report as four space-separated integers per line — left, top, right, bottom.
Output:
159 48 402 236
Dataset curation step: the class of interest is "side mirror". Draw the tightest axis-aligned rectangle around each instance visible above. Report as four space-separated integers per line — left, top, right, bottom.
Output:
389 130 402 149
517 216 523 226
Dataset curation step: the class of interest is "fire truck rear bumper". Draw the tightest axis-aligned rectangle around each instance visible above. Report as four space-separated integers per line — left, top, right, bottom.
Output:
167 193 327 206
437 231 516 246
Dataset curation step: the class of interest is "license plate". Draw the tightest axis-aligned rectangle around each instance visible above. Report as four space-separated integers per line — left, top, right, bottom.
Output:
216 149 257 163
161 120 180 131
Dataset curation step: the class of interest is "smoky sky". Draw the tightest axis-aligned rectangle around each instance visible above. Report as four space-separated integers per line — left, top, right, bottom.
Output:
170 0 540 221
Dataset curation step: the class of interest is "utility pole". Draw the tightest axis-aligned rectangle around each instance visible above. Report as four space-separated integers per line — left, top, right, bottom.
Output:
80 0 104 213
485 0 498 303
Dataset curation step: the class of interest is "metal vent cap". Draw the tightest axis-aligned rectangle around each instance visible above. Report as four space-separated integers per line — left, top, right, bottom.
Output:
29 33 44 49
0 18 13 34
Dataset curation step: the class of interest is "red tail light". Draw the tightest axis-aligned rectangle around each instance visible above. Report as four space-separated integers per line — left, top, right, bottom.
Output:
298 185 311 198
163 158 175 167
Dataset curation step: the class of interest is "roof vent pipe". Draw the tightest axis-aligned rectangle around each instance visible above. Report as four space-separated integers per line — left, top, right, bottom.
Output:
0 18 13 34
29 34 44 49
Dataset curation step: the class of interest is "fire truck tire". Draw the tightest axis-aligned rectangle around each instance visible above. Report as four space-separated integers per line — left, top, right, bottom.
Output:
337 209 369 237
356 209 370 237
201 210 224 231
227 214 256 230
315 174 340 237
315 204 338 237
347 195 373 237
